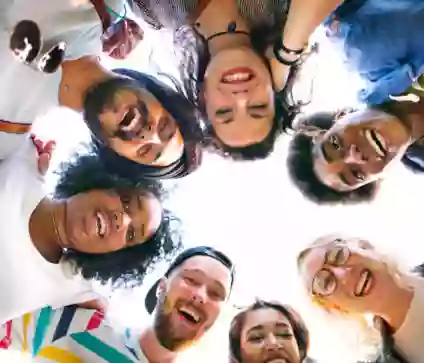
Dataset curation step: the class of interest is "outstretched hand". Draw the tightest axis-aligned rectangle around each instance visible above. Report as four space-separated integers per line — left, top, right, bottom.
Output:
30 134 56 175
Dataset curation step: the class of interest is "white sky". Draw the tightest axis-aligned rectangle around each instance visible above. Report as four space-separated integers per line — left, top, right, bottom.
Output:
5 27 424 363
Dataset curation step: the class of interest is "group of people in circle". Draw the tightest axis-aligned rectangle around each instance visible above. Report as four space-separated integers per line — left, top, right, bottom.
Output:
0 0 423 362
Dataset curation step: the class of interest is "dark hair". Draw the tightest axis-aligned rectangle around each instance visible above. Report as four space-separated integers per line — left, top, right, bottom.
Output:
53 151 183 287
83 69 204 180
229 300 310 362
286 111 379 204
174 20 301 161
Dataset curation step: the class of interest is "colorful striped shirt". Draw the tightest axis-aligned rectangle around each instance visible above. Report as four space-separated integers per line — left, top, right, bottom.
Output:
0 305 147 363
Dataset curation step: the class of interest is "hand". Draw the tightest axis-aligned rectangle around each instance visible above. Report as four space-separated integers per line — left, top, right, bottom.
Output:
265 46 292 92
30 134 56 175
103 19 144 60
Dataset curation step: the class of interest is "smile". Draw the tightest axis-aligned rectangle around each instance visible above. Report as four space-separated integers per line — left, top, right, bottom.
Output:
95 210 109 238
221 68 255 84
363 129 387 158
354 269 373 297
177 306 203 326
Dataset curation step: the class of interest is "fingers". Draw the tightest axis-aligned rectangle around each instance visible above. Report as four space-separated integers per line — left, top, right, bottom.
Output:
37 152 51 175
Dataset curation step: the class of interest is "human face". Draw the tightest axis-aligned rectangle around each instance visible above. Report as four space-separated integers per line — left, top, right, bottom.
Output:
203 47 274 147
154 255 232 351
312 109 411 191
61 189 162 254
299 237 396 315
85 77 184 167
240 308 301 363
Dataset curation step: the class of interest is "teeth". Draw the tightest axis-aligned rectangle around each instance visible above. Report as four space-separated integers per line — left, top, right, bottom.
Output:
179 307 200 323
364 129 386 157
223 72 250 82
355 270 371 296
96 212 106 237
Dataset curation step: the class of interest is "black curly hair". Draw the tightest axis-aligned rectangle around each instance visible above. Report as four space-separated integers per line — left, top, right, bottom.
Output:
229 300 310 362
53 151 183 288
173 18 304 161
286 111 379 204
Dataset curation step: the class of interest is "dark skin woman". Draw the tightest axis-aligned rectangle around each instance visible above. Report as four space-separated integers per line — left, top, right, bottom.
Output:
286 80 424 205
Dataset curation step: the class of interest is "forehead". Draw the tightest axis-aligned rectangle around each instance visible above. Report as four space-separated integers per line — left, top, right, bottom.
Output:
243 308 290 332
174 256 232 286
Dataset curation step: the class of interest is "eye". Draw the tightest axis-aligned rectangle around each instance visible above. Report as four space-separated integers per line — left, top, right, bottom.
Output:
126 225 135 243
249 103 268 110
277 332 293 339
184 276 199 286
329 135 340 150
215 108 232 116
351 168 366 181
248 335 264 342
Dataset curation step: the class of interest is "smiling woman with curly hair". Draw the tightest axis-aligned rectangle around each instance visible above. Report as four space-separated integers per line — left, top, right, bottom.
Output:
0 137 182 324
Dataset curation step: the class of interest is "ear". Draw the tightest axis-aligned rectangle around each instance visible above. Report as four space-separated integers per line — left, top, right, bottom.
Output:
357 239 374 250
157 278 167 297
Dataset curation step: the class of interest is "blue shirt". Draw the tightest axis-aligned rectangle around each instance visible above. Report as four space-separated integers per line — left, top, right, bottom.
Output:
325 0 424 105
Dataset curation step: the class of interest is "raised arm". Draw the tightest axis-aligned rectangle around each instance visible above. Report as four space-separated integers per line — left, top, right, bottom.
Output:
269 0 344 90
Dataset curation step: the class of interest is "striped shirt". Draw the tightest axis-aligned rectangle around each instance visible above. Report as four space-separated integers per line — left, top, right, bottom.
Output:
129 0 290 30
0 306 146 362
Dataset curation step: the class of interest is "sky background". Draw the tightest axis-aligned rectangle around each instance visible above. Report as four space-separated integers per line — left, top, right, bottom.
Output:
3 26 424 363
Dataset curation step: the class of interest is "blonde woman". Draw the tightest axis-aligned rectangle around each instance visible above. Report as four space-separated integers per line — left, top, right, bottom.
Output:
297 234 424 363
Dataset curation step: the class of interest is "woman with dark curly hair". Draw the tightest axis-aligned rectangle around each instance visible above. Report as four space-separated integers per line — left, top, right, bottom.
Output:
129 0 340 160
0 135 182 324
286 78 424 205
229 299 311 363
83 68 204 180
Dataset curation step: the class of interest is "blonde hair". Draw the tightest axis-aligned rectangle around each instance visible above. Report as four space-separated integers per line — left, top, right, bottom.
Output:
297 233 413 361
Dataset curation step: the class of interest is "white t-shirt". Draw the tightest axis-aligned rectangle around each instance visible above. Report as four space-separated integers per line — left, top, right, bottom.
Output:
0 0 125 160
0 139 99 324
1 305 148 362
393 276 424 363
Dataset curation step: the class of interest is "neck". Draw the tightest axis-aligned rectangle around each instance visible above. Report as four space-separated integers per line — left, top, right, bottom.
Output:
139 326 177 363
195 0 251 56
375 276 414 333
29 198 66 263
60 56 115 112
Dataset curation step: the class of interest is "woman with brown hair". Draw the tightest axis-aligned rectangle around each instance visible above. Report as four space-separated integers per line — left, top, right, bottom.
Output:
129 0 340 160
228 299 311 363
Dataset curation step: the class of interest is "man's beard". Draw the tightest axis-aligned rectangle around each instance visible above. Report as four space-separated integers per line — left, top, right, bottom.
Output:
83 76 139 140
153 295 200 352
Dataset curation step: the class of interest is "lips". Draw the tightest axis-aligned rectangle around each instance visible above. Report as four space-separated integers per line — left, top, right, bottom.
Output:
94 210 111 239
263 351 290 363
221 67 255 84
363 129 387 158
354 269 373 297
176 304 205 327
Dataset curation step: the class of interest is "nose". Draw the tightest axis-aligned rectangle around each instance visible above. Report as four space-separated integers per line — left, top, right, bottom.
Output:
265 334 280 350
344 145 367 164
112 211 131 232
140 122 162 144
192 285 207 304
331 266 353 286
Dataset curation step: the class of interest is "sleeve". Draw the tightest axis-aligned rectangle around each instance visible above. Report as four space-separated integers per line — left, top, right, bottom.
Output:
63 24 103 61
2 306 138 362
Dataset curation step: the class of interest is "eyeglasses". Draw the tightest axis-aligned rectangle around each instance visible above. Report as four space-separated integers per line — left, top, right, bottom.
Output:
311 244 351 297
10 20 66 74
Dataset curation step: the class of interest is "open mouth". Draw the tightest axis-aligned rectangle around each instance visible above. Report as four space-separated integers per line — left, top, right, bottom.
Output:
221 68 255 84
95 211 108 238
177 306 202 326
363 129 387 158
354 269 373 297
